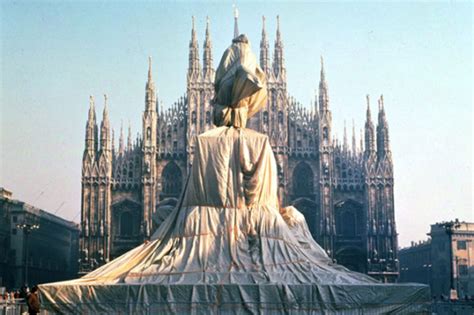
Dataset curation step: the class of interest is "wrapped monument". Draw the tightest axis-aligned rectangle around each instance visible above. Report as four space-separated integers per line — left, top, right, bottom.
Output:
39 35 430 314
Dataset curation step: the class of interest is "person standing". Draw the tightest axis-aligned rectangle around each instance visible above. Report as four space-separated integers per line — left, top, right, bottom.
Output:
26 286 40 315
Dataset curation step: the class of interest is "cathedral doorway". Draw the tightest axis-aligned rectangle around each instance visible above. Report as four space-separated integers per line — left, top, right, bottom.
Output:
292 162 314 199
161 162 183 199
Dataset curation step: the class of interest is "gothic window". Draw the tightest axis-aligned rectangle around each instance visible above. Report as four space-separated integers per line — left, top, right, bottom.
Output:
173 141 178 150
323 127 329 140
297 140 302 147
161 162 183 198
293 162 314 197
120 212 133 237
341 211 356 236
263 111 269 124
335 201 363 237
192 111 196 124
206 111 211 124
278 111 284 124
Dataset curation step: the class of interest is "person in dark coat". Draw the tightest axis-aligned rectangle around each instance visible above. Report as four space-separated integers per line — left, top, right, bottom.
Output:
27 286 40 315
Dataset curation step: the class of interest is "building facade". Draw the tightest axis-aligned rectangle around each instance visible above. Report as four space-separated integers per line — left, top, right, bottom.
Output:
0 188 80 289
399 220 474 299
79 15 398 282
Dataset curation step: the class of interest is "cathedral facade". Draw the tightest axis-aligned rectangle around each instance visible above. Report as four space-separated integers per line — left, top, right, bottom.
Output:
80 15 399 282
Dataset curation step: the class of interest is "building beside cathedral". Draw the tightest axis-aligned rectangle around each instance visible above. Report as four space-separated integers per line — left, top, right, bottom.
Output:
79 15 398 282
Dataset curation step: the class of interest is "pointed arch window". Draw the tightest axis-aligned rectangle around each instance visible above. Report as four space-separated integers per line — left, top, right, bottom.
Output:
161 162 183 198
278 111 284 124
191 111 197 124
293 162 314 197
120 212 133 236
263 111 269 124
323 127 329 140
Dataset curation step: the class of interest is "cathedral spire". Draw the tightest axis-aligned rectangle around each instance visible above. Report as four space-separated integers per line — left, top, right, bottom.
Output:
366 94 372 121
127 122 132 151
273 15 286 80
364 94 376 155
203 16 214 81
145 56 157 112
85 95 98 154
352 119 357 155
343 120 348 153
100 94 111 152
313 89 319 114
147 56 153 82
188 16 201 82
112 128 116 154
260 15 270 74
102 94 109 124
276 14 281 41
119 120 124 155
377 95 390 158
319 56 329 113
88 95 96 122
233 5 239 38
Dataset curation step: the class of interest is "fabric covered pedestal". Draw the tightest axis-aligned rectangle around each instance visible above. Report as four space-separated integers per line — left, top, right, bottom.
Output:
39 127 430 314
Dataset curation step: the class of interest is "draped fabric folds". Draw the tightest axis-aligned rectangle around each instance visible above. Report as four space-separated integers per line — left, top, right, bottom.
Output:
212 35 267 128
39 127 430 314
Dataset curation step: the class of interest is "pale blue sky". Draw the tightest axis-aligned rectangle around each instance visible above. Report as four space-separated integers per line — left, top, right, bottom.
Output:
1 1 472 247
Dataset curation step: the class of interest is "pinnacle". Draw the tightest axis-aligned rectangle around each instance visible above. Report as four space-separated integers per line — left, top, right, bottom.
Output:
102 94 109 121
148 56 153 81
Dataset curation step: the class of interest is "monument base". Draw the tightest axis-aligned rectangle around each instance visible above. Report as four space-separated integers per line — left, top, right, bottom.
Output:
40 283 430 314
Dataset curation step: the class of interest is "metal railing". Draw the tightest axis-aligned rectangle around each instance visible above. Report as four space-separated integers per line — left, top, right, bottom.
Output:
0 299 26 315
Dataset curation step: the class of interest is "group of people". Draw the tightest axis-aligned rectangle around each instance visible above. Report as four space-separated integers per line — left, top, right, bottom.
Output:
0 285 40 314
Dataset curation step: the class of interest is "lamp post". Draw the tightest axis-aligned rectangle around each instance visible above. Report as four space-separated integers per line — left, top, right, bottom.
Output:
439 218 461 300
16 222 40 286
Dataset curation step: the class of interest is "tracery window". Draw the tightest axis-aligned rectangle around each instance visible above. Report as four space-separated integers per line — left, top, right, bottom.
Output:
120 212 133 236
323 127 329 140
293 162 314 197
162 162 183 198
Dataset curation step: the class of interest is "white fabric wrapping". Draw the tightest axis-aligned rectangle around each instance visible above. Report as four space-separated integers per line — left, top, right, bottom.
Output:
213 36 267 128
39 127 430 314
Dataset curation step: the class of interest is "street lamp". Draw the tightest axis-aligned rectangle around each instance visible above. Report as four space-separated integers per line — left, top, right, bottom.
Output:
16 221 40 286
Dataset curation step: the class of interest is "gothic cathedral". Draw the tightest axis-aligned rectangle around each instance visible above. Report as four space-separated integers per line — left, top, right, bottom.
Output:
80 15 398 282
